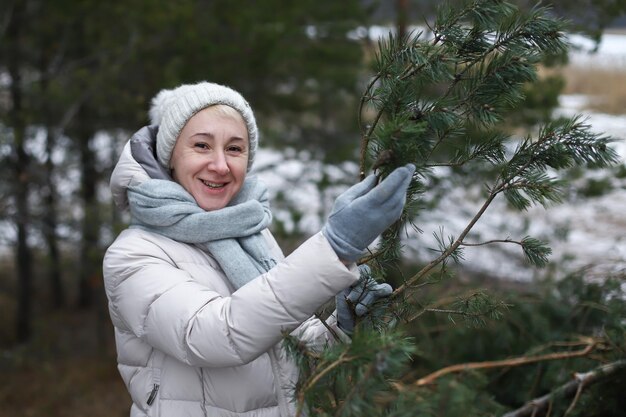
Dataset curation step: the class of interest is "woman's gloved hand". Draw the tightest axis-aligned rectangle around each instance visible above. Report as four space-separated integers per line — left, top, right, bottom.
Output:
322 164 415 263
336 265 393 335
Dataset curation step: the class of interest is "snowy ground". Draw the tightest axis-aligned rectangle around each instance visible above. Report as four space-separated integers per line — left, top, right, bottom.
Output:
568 32 626 68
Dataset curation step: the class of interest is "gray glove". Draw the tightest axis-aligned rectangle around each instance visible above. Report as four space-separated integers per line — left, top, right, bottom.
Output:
322 164 415 263
336 265 393 335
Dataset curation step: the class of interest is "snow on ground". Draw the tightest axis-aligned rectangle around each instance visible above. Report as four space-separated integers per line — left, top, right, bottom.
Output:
568 32 626 68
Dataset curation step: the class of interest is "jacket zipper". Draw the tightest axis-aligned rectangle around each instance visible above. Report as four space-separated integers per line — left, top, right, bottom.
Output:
147 349 166 411
147 384 159 406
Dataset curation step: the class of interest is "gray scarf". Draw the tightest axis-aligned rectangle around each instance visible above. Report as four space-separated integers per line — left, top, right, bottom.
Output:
127 176 276 290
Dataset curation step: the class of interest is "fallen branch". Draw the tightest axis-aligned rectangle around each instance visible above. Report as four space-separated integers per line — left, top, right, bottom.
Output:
501 360 626 417
415 339 597 386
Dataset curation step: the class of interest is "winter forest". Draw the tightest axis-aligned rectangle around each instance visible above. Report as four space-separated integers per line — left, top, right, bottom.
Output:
1 0 626 416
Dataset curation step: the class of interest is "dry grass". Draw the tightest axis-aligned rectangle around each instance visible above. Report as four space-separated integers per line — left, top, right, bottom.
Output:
0 248 132 416
0 355 130 417
0 308 131 417
553 65 626 115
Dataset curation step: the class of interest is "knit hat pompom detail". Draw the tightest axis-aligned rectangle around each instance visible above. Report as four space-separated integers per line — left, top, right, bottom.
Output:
148 82 258 171
149 88 178 126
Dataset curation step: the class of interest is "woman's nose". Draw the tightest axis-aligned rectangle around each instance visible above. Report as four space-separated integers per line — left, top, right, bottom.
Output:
208 151 230 175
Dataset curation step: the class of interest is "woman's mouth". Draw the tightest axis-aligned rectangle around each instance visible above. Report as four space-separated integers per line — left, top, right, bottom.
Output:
200 179 226 189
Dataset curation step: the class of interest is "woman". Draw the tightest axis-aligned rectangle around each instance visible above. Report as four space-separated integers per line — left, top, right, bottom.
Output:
103 81 414 417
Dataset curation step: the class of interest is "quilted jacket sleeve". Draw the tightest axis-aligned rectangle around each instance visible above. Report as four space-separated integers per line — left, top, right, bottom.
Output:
103 229 359 368
261 229 351 348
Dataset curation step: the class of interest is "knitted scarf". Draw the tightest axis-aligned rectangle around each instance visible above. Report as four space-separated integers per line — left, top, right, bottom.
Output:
127 176 276 290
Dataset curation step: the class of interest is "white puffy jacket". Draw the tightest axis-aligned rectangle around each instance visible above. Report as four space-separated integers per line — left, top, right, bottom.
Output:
103 136 359 417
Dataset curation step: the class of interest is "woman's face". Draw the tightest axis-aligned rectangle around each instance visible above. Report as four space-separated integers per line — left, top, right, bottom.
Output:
170 106 249 211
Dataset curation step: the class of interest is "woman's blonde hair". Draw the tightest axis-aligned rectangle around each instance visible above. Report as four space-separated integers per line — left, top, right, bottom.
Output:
205 104 246 124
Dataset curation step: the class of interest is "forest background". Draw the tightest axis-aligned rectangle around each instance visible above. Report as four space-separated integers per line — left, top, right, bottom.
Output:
0 0 625 416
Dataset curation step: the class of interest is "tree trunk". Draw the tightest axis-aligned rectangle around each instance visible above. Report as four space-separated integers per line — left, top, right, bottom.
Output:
69 12 101 309
396 0 409 40
7 0 33 343
43 127 65 308
76 115 99 309
38 43 66 309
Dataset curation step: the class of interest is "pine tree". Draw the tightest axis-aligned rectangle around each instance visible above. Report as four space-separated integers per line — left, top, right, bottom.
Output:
286 1 624 415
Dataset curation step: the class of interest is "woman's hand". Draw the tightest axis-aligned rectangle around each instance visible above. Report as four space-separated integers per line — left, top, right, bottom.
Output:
322 164 415 263
336 265 392 335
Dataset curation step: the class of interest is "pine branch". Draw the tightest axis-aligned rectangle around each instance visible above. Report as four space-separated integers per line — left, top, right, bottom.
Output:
564 381 584 417
405 290 510 328
414 338 597 386
412 306 498 320
333 361 377 417
392 188 499 298
391 118 614 297
295 351 356 417
501 360 626 417
315 312 342 343
460 238 521 246
359 107 386 180
461 236 551 267
358 74 382 179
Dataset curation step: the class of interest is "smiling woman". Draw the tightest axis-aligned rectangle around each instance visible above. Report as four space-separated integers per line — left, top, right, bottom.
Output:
170 106 249 211
102 81 413 417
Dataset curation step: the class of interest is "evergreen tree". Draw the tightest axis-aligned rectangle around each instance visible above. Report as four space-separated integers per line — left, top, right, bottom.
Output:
287 1 624 415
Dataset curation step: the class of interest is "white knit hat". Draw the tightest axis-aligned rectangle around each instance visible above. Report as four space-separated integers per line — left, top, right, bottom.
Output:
148 81 258 171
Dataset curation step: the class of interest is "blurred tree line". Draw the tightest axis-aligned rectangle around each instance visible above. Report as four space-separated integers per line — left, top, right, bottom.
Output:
0 0 625 415
0 0 369 344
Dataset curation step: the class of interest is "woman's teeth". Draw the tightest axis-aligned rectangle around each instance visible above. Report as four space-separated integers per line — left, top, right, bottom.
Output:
201 180 225 189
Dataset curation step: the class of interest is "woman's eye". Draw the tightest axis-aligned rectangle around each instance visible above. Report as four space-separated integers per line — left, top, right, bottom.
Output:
227 146 243 153
194 143 209 150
